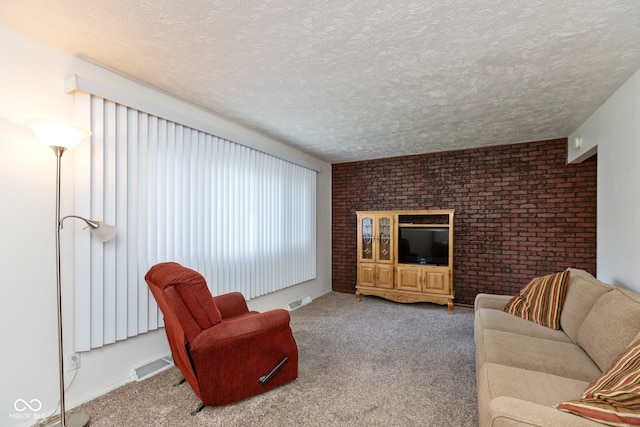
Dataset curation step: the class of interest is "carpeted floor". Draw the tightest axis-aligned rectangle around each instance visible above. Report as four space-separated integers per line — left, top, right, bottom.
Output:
69 292 478 426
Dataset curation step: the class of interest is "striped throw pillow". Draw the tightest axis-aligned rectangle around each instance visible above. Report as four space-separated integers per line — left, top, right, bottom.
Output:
503 270 570 329
558 338 640 425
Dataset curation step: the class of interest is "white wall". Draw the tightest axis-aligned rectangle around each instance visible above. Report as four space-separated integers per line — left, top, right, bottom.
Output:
568 68 640 291
0 26 331 427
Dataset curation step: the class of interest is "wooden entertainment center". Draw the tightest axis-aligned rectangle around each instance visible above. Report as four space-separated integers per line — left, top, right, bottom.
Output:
355 209 455 313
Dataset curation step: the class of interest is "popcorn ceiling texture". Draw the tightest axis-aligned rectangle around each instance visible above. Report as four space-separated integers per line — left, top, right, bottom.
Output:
1 1 639 163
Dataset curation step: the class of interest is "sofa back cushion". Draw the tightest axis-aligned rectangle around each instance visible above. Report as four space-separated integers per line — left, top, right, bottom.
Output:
577 288 640 371
560 268 612 343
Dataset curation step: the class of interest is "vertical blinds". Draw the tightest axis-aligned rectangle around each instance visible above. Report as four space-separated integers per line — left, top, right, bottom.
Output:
72 91 317 351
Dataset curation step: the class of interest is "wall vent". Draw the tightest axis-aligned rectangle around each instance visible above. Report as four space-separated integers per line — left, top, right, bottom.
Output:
286 296 312 311
132 355 174 381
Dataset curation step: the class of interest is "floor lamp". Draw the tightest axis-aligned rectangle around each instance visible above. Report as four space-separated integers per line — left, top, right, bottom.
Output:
28 119 117 427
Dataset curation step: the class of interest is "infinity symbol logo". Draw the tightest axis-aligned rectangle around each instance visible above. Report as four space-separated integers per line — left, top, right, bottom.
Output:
14 399 42 412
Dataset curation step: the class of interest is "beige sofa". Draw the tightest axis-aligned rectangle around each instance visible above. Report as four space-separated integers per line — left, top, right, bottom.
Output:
474 268 640 426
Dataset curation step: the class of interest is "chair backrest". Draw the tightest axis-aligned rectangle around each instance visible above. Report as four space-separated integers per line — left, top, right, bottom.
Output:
146 262 223 343
145 262 223 396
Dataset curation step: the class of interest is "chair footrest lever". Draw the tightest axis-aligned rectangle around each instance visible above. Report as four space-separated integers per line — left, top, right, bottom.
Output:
258 356 289 386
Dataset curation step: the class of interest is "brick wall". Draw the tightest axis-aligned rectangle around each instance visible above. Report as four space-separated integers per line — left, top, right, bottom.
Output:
332 138 597 306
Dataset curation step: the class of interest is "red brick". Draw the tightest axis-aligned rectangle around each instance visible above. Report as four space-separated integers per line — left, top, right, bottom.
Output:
331 138 597 306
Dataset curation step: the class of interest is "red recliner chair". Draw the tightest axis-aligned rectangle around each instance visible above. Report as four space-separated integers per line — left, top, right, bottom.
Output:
145 262 298 414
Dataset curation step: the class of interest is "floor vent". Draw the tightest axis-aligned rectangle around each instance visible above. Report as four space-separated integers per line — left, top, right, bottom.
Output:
133 355 174 381
286 296 312 311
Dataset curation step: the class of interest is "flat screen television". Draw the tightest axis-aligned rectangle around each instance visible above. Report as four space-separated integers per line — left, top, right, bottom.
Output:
398 227 449 265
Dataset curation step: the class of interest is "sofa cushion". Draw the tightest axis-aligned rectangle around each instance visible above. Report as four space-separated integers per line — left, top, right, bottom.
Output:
560 268 612 343
558 337 640 425
487 397 606 427
478 362 590 407
577 288 640 371
476 329 602 381
504 270 570 329
476 363 599 427
475 308 572 343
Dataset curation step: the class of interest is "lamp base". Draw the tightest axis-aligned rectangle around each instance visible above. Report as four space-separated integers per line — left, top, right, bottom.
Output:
47 413 90 427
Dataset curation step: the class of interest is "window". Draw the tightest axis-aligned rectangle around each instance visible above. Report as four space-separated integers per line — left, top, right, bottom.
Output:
71 90 316 350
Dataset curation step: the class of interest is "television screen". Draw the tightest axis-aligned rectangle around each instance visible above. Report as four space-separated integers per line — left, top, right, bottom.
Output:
398 227 449 265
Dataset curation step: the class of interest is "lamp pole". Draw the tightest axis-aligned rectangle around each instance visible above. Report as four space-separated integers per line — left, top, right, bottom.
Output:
51 146 90 427
28 119 96 427
53 146 67 427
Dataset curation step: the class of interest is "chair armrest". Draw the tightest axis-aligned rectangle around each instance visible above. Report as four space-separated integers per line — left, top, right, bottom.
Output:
213 292 250 319
190 309 295 379
192 309 292 350
189 308 298 405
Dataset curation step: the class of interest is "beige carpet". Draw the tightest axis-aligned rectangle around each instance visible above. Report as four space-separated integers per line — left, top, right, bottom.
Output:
70 292 478 426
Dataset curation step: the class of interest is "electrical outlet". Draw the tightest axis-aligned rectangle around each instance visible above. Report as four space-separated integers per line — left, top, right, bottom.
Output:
65 353 80 372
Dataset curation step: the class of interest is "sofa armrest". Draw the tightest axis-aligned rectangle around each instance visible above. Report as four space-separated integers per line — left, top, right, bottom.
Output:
474 293 513 312
486 397 603 427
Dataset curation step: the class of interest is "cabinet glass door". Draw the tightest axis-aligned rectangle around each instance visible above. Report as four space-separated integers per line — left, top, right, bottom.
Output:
361 217 373 260
377 217 392 262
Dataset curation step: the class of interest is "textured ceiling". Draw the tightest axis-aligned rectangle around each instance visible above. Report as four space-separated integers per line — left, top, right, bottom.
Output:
1 1 639 163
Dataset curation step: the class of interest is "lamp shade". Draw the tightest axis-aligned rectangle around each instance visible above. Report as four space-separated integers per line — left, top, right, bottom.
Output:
27 119 91 149
60 216 117 242
89 221 117 242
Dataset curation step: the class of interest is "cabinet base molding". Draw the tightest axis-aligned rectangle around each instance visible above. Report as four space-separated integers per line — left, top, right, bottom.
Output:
356 287 454 314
